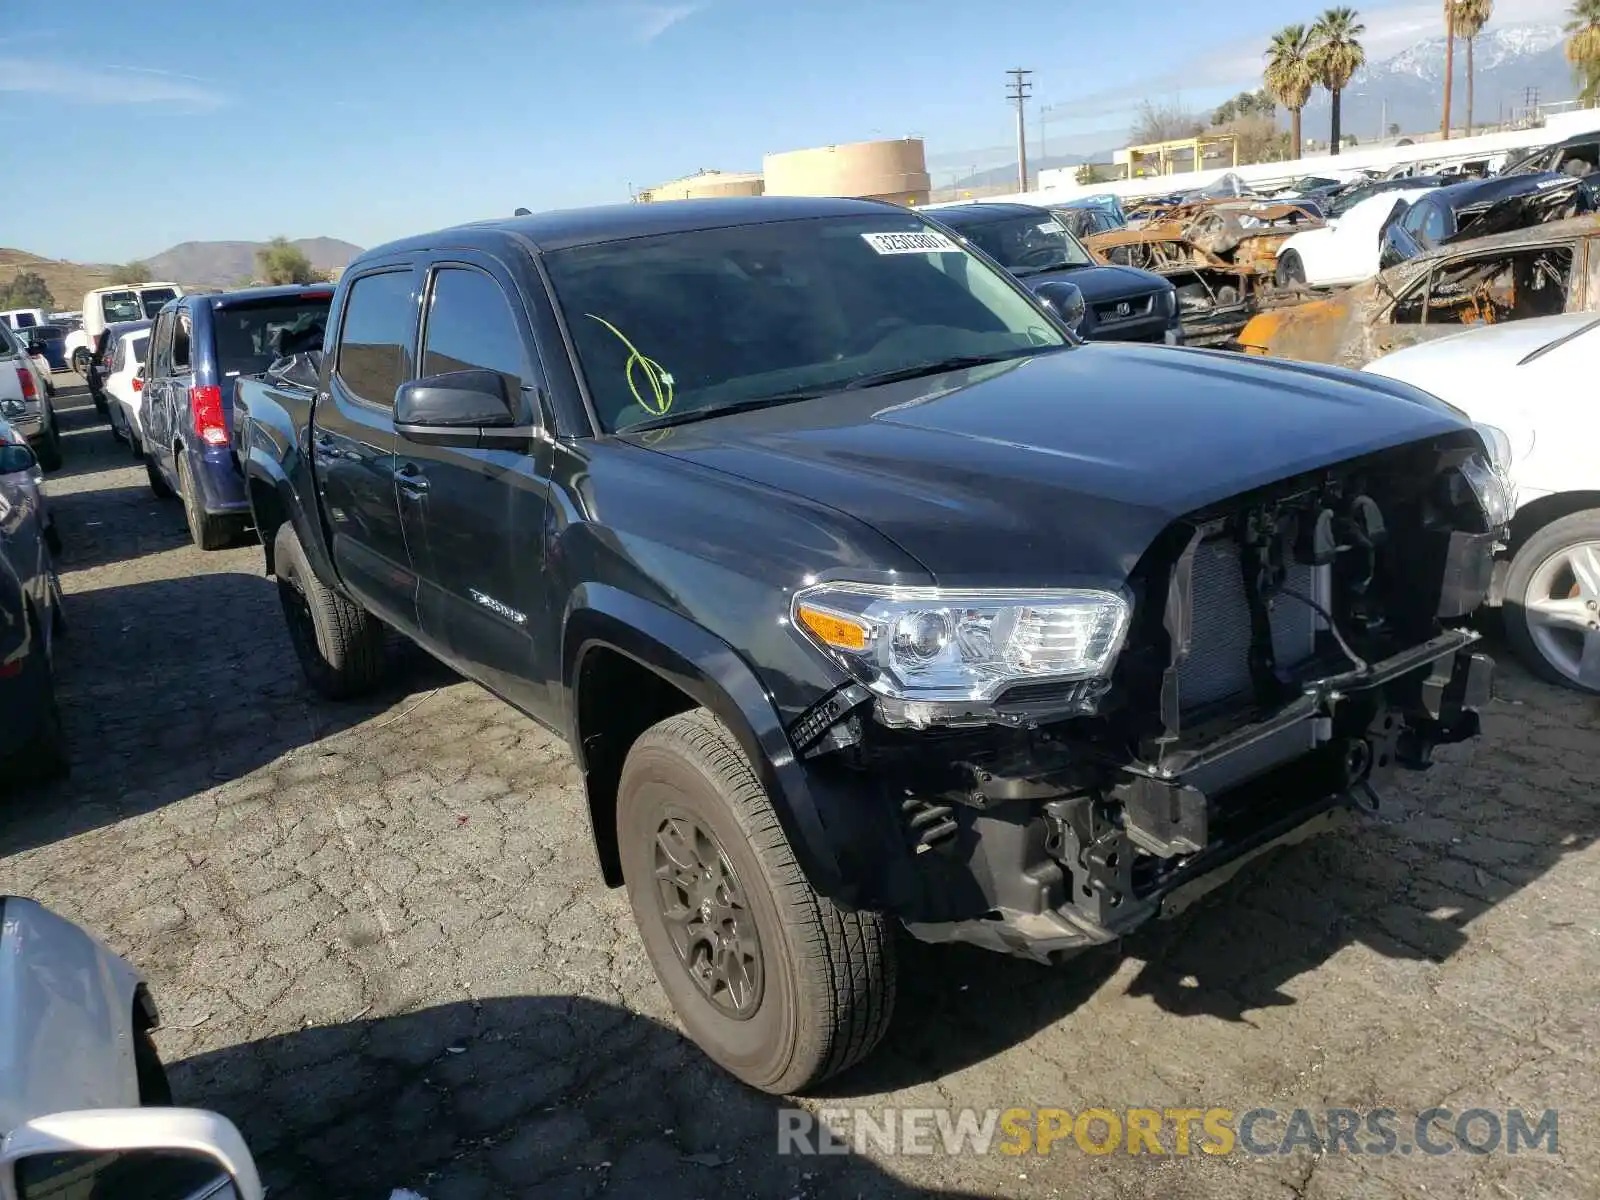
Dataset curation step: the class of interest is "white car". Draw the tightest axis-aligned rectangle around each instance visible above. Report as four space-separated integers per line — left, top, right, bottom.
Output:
66 283 183 376
1274 186 1439 289
1364 313 1600 692
0 324 61 470
0 897 266 1200
105 326 153 455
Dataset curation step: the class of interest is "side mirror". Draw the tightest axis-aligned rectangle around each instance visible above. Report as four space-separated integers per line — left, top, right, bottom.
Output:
394 369 530 449
0 442 37 474
0 1108 263 1200
1031 280 1087 335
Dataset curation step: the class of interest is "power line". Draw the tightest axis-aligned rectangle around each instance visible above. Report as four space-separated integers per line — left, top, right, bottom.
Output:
1006 68 1033 192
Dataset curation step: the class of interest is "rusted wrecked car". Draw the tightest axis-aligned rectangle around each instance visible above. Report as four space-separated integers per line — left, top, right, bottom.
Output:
1234 213 1600 368
1086 198 1323 345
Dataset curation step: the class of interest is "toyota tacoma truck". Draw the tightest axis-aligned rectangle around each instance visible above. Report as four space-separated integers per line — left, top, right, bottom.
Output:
236 196 1505 1094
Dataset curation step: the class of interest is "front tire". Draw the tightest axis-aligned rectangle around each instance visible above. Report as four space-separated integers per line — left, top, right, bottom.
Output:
1276 250 1307 289
1504 510 1600 692
618 708 896 1094
273 522 387 699
145 455 174 499
36 423 62 473
71 348 91 377
176 455 236 551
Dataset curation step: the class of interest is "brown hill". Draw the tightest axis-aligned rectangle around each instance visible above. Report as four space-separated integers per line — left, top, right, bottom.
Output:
0 249 119 312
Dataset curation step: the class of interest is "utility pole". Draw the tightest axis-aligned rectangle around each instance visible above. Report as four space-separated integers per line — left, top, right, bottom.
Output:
1006 68 1033 192
1441 0 1455 139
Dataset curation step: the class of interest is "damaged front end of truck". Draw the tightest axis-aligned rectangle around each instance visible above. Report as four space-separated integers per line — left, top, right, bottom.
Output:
786 430 1508 962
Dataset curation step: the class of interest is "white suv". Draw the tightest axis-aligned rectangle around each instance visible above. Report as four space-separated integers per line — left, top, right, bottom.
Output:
0 324 60 470
66 283 184 376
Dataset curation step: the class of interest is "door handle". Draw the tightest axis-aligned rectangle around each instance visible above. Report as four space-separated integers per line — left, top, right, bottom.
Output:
394 462 429 495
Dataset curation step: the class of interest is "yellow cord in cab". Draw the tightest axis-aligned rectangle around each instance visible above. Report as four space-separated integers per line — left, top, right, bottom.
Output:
585 314 673 416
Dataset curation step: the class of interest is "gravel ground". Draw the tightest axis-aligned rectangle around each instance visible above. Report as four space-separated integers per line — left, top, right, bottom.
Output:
3 382 1598 1200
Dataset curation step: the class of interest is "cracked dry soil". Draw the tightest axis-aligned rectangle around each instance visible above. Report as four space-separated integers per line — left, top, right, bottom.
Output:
3 385 1598 1200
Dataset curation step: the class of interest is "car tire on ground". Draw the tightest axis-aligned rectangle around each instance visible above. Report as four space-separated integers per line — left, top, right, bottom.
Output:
1504 509 1600 693
36 422 62 473
71 348 90 377
1276 250 1307 289
91 390 108 416
177 455 236 551
145 455 174 499
4 631 68 787
273 522 387 699
617 707 896 1094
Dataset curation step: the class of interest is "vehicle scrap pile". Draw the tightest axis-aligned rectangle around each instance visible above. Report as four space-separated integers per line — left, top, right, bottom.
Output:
1086 198 1324 346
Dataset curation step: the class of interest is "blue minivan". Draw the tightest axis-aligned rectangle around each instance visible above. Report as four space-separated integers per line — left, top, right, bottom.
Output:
141 285 332 549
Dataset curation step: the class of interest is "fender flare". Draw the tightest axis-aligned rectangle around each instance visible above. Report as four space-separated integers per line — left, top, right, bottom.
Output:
242 437 339 588
563 584 849 900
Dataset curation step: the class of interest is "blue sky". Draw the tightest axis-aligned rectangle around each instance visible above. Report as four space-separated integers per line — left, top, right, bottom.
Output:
0 0 1571 263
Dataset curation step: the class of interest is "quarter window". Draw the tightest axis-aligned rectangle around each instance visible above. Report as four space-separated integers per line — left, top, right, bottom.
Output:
336 271 416 407
422 267 526 394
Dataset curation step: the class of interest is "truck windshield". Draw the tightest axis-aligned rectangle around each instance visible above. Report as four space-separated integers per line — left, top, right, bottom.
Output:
947 213 1097 276
100 291 143 323
544 214 1067 433
214 298 331 377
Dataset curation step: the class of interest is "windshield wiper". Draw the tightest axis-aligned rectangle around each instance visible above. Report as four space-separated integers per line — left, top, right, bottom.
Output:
622 390 828 433
840 348 1045 391
1013 260 1077 278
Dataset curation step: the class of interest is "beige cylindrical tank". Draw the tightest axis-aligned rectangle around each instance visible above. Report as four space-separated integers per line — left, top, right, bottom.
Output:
639 171 765 202
762 139 931 205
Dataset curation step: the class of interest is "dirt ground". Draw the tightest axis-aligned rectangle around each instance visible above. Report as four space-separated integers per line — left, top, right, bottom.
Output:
4 383 1597 1200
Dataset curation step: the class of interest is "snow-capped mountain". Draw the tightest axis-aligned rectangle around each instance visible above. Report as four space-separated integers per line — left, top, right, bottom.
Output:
1302 22 1575 139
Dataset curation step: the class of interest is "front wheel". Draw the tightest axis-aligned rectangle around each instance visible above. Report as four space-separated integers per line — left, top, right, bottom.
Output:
35 424 62 473
1276 250 1307 289
1504 510 1600 692
618 708 896 1094
145 455 174 499
273 522 387 699
71 348 90 377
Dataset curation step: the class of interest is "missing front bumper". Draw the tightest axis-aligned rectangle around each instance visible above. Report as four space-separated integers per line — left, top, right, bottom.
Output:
900 638 1492 964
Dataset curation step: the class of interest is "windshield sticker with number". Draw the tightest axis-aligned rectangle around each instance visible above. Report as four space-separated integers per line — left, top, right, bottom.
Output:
860 230 962 255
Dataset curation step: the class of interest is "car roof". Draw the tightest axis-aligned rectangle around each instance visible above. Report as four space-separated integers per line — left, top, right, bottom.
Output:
355 196 909 261
1428 171 1573 211
104 319 152 337
183 283 333 308
84 282 181 295
926 202 1045 225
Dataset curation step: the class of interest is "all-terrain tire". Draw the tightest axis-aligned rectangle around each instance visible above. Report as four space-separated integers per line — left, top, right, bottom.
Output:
618 708 896 1094
273 522 387 699
177 455 236 551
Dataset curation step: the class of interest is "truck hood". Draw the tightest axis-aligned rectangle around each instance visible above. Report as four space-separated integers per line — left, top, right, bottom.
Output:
635 344 1468 588
1022 263 1167 302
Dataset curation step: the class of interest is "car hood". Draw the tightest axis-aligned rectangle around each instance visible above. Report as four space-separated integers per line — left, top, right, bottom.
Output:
636 344 1468 588
1023 263 1167 301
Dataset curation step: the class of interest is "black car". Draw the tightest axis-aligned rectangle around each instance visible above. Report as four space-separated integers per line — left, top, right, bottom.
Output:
1324 174 1449 220
236 195 1500 1094
1503 131 1599 179
1382 171 1596 262
929 202 1182 344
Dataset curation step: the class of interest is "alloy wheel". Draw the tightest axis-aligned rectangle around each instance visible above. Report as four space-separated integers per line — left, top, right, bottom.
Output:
651 810 764 1018
1523 539 1600 691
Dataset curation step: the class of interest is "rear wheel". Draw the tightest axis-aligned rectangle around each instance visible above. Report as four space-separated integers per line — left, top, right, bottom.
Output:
145 454 174 499
134 1028 173 1106
1504 510 1600 692
274 522 387 699
71 348 91 377
176 455 236 551
36 422 62 473
618 708 896 1093
1276 250 1307 289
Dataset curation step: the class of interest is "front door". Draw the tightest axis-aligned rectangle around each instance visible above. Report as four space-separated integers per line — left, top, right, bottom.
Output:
396 257 554 716
318 265 422 631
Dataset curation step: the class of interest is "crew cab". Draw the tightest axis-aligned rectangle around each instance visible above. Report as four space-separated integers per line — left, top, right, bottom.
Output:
928 202 1181 344
237 197 1502 1094
142 285 331 550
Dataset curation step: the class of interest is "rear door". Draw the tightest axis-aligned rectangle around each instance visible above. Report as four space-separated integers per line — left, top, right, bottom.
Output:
398 255 555 713
318 263 422 630
142 311 174 465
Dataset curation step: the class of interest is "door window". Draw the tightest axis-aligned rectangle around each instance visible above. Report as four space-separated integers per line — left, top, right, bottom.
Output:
1390 246 1574 326
172 313 192 372
335 270 416 408
148 312 173 377
422 267 527 396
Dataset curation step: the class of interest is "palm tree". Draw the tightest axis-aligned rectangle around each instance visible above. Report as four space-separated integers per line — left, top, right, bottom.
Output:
1442 1 1457 137
1569 0 1600 106
1264 24 1317 159
1310 7 1367 155
1455 0 1495 135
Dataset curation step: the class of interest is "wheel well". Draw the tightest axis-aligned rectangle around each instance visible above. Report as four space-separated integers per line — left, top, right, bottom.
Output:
575 646 698 886
1510 492 1600 554
250 478 288 575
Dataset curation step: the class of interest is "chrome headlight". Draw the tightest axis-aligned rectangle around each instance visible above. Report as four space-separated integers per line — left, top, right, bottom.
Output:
1461 423 1516 528
791 582 1131 726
